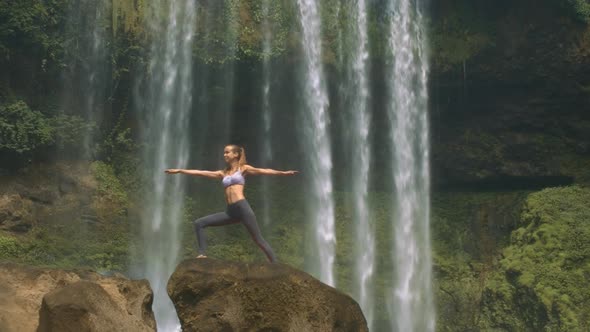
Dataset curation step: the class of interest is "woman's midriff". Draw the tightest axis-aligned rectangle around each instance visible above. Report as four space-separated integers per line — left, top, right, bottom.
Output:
224 184 245 204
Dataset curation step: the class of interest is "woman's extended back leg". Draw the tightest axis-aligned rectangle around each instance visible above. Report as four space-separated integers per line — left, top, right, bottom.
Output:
240 212 277 263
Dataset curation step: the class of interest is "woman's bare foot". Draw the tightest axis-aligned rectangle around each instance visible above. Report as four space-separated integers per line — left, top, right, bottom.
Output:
196 254 207 259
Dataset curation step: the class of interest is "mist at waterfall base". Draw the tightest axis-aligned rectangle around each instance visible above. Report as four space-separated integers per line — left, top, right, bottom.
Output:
59 1 436 331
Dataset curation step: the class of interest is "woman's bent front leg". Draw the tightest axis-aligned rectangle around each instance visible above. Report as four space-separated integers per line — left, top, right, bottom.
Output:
193 212 239 256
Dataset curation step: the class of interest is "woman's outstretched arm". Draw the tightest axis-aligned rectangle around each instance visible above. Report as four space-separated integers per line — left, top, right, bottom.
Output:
241 164 299 176
165 169 224 179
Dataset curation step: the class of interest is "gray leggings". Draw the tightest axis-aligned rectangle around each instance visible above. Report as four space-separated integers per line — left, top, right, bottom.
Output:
193 199 277 263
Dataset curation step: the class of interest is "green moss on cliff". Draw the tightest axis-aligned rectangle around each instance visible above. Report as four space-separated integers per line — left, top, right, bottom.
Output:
432 191 527 331
90 161 129 220
431 15 493 72
0 160 133 271
112 0 145 36
550 0 590 22
0 222 130 272
0 101 53 154
481 186 590 330
0 233 25 258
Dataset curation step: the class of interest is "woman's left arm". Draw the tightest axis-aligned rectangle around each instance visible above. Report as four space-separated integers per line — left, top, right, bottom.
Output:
242 164 298 176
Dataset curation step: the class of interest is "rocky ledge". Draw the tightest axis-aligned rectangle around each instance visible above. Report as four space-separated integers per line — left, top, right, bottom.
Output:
0 263 155 332
167 258 368 332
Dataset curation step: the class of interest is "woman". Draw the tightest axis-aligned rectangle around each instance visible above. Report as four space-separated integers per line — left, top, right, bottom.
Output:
165 144 298 263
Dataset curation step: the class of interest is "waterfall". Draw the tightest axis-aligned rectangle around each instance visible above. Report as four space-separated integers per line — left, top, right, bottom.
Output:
296 0 336 286
203 0 238 160
135 0 196 330
192 3 212 169
345 0 375 329
335 2 344 69
220 2 239 151
260 0 273 227
64 0 110 158
386 0 435 331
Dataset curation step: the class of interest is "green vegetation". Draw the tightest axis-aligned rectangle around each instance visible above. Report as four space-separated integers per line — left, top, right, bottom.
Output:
0 0 66 61
432 191 528 331
49 112 96 153
429 2 496 72
90 161 129 218
0 101 53 154
481 186 590 330
0 233 25 258
0 158 132 271
551 0 590 22
190 0 295 63
430 16 492 71
112 0 145 36
0 100 99 164
0 223 130 271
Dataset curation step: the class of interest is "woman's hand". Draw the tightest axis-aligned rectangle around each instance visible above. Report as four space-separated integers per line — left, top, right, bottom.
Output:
165 169 182 174
283 170 299 176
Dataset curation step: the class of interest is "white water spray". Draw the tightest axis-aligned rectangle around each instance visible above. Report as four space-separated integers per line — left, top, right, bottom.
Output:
83 0 109 157
259 0 273 227
137 1 196 330
64 0 110 159
296 0 336 287
347 0 375 329
210 1 239 153
386 0 435 331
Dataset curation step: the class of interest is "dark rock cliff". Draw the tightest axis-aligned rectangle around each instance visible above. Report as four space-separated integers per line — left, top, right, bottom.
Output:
427 1 590 189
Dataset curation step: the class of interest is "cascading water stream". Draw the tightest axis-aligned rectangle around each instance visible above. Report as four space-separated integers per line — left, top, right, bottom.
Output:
259 0 273 227
207 1 239 156
346 0 375 329
295 0 336 287
136 1 196 330
83 0 109 158
386 0 435 331
335 2 343 69
192 4 212 169
64 0 110 159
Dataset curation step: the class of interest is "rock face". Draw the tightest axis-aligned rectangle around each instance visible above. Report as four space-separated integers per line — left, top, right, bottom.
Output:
0 161 128 236
0 194 34 232
0 263 156 332
167 259 368 332
419 1 590 189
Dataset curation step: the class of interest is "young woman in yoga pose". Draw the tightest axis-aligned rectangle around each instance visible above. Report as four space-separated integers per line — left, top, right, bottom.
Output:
165 144 298 263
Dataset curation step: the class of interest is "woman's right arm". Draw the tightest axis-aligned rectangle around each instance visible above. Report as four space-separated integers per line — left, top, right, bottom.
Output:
165 169 223 179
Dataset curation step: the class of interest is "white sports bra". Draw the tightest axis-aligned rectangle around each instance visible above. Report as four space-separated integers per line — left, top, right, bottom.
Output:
222 167 245 188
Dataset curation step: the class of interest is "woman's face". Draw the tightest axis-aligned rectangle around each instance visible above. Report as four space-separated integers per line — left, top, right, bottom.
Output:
223 146 238 163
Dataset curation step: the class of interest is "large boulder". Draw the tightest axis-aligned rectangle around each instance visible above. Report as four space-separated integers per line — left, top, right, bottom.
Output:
0 263 155 332
37 280 154 332
167 258 368 332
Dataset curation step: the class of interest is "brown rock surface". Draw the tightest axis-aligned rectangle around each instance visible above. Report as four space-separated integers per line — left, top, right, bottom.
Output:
0 194 34 232
167 258 368 332
0 263 155 332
